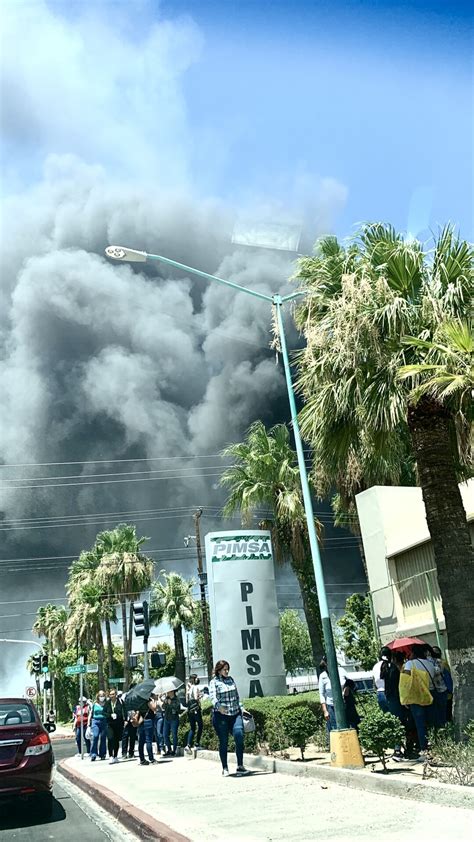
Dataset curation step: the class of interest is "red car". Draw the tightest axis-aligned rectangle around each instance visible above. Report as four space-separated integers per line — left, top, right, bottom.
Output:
0 698 53 816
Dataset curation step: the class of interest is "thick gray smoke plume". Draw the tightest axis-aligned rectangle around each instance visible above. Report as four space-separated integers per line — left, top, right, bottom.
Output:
0 1 348 693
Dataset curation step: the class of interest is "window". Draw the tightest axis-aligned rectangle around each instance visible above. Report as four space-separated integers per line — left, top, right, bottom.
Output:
0 704 35 725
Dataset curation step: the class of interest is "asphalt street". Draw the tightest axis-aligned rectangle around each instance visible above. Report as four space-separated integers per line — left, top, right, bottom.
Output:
0 739 137 841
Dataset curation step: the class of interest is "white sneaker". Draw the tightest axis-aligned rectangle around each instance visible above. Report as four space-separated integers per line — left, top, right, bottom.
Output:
184 746 192 755
222 768 230 777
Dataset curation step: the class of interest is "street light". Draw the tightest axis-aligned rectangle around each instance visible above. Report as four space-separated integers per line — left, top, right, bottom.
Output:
105 243 348 730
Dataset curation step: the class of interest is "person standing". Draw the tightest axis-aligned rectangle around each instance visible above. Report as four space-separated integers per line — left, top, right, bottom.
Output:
185 674 203 754
427 646 449 728
88 691 107 761
154 695 165 757
403 643 438 758
121 708 138 759
209 660 248 777
342 678 360 731
381 650 406 761
104 688 125 764
318 659 347 736
372 648 391 712
138 695 157 766
163 690 186 757
72 696 90 755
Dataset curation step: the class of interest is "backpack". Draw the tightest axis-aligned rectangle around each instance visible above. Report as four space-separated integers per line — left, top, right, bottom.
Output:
188 698 199 714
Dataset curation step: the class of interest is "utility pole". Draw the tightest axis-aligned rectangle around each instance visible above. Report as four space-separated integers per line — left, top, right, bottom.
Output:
194 509 213 681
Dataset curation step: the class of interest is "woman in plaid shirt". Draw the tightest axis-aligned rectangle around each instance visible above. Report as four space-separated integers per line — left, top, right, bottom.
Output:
209 660 248 777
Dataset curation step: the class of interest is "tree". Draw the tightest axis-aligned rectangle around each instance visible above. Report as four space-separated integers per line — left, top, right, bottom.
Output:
95 524 154 688
281 706 318 761
279 609 314 675
295 224 473 733
359 706 405 771
67 548 117 679
149 572 195 683
220 421 324 666
336 594 378 670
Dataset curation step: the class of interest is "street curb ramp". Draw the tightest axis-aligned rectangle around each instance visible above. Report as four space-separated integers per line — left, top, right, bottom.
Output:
57 759 190 841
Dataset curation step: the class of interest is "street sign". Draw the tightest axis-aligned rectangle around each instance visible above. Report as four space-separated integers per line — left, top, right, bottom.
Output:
85 664 98 674
65 664 86 676
25 686 36 698
108 677 125 685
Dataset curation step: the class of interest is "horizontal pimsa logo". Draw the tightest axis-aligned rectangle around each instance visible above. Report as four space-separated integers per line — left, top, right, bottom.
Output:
210 535 272 562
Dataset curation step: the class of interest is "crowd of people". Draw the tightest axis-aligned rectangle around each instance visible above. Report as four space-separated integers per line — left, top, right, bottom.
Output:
318 641 452 762
71 660 250 776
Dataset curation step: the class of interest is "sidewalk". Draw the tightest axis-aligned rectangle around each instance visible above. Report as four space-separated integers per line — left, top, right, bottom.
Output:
58 751 474 842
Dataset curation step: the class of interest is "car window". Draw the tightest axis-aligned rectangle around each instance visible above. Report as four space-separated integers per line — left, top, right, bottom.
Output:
0 703 35 725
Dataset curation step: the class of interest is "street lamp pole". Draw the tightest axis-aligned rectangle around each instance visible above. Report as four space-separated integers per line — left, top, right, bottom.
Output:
105 245 347 729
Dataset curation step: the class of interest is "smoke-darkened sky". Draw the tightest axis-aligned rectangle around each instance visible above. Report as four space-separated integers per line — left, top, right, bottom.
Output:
2 0 467 693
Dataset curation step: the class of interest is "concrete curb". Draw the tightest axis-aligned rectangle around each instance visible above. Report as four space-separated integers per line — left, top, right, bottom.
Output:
196 749 474 810
57 759 191 841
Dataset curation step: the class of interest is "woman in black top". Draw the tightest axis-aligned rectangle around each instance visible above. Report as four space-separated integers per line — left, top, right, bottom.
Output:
103 688 125 763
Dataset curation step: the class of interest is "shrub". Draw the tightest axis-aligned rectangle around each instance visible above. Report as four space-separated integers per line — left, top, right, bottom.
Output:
424 723 474 787
176 692 323 757
358 707 404 771
280 706 318 761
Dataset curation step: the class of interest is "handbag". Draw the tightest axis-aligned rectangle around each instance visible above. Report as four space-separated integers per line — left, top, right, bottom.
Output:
242 710 255 733
399 666 432 706
85 725 93 741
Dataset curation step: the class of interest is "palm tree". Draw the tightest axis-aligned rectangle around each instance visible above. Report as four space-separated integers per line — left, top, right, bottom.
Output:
66 583 107 689
68 548 117 678
220 420 324 667
149 572 195 683
295 223 473 732
95 524 154 687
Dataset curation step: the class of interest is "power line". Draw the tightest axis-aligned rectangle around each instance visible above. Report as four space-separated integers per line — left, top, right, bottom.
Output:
1 464 233 484
0 450 316 469
0 469 227 491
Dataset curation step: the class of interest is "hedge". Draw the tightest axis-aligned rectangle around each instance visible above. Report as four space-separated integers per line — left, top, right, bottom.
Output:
176 692 324 755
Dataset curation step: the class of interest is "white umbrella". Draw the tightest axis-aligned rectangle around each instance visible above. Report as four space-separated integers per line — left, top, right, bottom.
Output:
154 676 184 695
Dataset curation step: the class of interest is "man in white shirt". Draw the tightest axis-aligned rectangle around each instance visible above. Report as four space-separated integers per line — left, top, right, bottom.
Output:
318 660 347 734
372 647 391 712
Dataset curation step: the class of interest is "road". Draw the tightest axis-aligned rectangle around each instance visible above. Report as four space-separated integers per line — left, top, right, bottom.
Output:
0 739 137 841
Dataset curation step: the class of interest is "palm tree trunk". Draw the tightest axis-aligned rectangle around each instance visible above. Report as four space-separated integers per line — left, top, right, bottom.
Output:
105 618 114 679
121 598 130 688
408 397 474 735
173 625 186 683
96 625 105 690
291 554 324 669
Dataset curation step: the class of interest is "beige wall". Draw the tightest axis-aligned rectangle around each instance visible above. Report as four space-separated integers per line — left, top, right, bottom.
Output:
356 481 474 646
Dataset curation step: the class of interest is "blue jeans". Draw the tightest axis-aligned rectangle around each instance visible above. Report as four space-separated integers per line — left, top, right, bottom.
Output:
325 704 337 741
75 726 90 754
187 710 203 748
138 718 155 761
410 701 435 751
386 697 407 751
213 711 244 770
155 716 164 751
91 718 107 759
163 718 179 753
377 690 389 713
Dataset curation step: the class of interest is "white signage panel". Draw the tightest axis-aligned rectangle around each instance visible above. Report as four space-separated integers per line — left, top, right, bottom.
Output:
205 530 286 698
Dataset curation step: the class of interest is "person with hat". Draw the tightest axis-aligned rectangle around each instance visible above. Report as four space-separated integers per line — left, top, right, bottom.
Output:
72 696 91 755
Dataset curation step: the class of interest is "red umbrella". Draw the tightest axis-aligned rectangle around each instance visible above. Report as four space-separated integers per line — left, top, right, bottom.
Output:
387 637 425 651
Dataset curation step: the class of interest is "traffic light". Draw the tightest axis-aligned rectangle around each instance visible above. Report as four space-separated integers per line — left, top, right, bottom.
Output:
32 654 41 674
129 655 138 669
41 654 49 674
150 652 166 669
43 680 52 690
132 601 149 640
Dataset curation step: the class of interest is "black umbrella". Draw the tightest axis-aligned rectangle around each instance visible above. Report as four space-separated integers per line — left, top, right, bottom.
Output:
123 679 156 713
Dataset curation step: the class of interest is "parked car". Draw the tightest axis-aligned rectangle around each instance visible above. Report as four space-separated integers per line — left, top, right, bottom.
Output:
0 698 53 816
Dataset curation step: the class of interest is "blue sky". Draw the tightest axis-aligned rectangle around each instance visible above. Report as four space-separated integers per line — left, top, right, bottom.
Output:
3 0 473 241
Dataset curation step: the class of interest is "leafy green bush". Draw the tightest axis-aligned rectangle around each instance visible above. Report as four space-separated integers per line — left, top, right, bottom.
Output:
175 692 323 757
358 707 404 771
280 706 318 760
